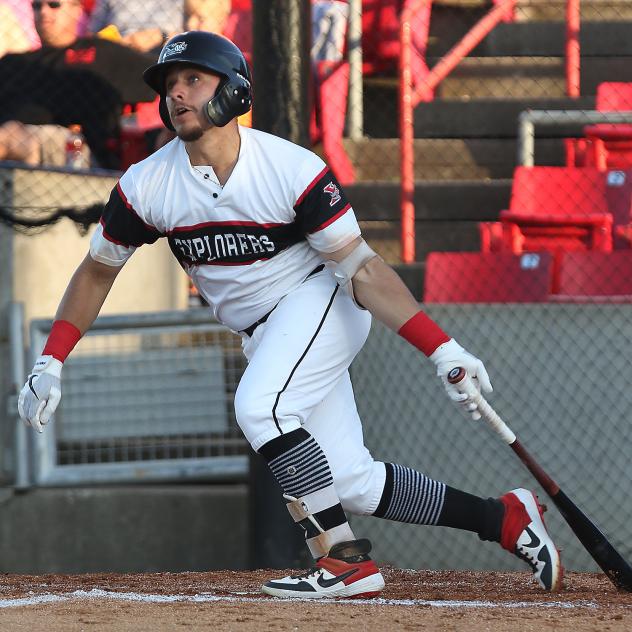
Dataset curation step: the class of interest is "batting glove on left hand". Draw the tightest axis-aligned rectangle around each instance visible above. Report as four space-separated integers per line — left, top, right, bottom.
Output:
17 355 63 433
430 338 492 420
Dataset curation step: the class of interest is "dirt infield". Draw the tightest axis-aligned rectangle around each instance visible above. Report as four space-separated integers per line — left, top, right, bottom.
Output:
0 568 629 631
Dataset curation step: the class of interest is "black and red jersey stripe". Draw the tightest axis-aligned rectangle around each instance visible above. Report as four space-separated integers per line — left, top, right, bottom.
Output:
294 167 351 234
100 184 162 247
99 166 352 266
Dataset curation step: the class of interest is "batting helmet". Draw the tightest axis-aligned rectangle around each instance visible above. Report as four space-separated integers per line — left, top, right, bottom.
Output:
143 30 252 130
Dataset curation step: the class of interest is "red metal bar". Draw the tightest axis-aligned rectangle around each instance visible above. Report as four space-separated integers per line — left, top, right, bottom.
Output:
414 0 517 105
493 0 517 23
399 0 423 263
566 0 581 97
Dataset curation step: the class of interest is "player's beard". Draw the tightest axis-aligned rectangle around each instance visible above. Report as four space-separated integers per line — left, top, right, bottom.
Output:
176 125 205 142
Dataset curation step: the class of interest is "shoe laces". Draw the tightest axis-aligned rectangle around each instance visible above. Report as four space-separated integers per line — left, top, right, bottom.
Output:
515 548 538 571
290 566 321 581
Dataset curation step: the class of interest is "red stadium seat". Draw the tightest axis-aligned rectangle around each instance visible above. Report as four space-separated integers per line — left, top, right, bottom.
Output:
583 83 632 170
424 252 553 303
552 250 632 302
502 167 612 237
498 166 614 290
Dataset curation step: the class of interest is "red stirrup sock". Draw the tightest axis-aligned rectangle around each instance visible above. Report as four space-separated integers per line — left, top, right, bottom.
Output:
397 311 450 357
42 320 82 362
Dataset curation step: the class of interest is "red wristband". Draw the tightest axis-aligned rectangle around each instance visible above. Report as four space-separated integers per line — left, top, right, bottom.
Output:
397 311 450 356
42 320 82 362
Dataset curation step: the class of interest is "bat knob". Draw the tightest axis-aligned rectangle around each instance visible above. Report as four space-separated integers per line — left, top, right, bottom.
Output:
447 367 466 384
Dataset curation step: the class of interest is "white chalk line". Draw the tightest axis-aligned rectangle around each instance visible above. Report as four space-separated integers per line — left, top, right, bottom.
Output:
0 589 599 610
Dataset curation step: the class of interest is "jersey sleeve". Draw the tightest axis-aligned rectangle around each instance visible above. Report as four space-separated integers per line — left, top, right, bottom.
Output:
293 155 361 253
90 170 162 266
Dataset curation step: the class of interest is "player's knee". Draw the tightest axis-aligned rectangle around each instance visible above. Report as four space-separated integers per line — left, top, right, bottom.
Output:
233 384 265 439
234 384 300 448
337 461 386 516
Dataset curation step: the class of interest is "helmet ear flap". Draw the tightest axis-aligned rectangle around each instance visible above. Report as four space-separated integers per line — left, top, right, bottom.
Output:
205 77 252 127
159 96 175 131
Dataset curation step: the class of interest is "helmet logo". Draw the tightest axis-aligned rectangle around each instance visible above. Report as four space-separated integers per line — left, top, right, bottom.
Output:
162 41 188 58
235 72 251 88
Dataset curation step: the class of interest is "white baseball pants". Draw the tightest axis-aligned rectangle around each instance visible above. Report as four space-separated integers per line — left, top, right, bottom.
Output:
235 268 386 516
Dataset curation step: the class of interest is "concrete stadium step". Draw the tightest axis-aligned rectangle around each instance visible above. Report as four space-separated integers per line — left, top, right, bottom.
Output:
347 180 511 266
363 93 595 138
432 55 632 99
435 56 565 99
466 21 632 57
342 138 564 181
513 0 632 22
346 180 510 221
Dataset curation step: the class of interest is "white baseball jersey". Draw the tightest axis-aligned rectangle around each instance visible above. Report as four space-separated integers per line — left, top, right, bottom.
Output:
90 125 361 331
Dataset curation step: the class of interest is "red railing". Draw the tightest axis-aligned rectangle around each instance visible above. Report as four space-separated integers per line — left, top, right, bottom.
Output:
399 0 581 263
566 0 581 97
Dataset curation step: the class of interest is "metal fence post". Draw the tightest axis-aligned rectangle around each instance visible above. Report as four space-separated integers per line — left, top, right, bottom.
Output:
9 302 29 490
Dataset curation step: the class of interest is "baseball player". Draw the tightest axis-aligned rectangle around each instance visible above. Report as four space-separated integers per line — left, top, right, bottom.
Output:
18 31 563 597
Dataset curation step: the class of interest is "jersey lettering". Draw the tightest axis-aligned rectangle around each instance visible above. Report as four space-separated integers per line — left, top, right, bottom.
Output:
168 221 302 266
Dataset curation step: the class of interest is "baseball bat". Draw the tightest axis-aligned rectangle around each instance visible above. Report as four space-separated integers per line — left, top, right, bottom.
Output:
447 366 632 592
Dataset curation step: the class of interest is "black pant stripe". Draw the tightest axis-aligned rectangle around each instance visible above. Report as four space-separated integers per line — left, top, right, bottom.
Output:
271 286 339 434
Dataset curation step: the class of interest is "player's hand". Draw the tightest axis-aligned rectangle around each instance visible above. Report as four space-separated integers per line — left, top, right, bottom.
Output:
17 355 63 433
430 339 492 420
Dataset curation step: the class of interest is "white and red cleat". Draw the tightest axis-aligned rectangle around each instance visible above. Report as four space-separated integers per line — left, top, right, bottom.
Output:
500 488 564 591
261 539 385 599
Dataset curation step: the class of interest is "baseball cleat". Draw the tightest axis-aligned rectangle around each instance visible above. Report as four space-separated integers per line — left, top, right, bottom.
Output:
261 538 385 599
500 488 564 591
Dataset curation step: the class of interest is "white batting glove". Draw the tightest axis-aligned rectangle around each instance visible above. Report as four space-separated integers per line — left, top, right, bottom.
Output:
17 355 63 433
430 339 492 420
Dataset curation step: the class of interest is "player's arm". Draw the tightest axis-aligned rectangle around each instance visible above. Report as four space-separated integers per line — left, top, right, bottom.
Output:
55 252 123 333
17 253 124 433
324 237 492 418
17 171 158 433
295 157 490 417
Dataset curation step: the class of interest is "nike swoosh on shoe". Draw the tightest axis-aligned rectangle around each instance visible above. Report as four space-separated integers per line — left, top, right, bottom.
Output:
522 527 541 549
316 568 358 588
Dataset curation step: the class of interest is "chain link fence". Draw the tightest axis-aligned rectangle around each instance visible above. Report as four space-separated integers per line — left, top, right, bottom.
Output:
2 1 632 572
15 310 249 486
350 309 632 572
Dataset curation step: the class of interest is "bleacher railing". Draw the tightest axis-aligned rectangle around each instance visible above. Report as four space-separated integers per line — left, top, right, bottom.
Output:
399 0 581 263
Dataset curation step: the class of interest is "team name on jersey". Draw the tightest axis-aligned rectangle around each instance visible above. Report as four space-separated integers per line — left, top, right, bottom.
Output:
168 221 302 266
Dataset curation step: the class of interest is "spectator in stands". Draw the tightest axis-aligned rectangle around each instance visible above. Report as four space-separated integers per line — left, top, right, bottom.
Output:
2 0 41 52
311 0 348 62
88 0 183 53
0 3 31 58
184 0 231 34
0 0 157 169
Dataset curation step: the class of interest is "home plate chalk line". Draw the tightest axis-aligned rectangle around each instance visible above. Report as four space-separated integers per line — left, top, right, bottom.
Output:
0 589 599 609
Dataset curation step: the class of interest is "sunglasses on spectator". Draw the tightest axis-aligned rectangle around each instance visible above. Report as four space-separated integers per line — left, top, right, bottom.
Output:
32 1 64 9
